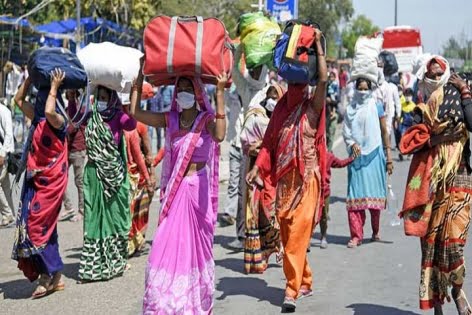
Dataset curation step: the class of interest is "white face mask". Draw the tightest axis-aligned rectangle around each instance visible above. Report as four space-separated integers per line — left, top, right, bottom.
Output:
405 96 413 103
97 101 108 112
176 92 195 110
265 98 277 112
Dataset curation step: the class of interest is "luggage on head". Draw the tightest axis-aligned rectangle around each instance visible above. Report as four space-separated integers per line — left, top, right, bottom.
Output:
77 42 143 93
350 35 383 85
273 20 326 86
238 12 281 69
143 15 233 87
28 47 88 89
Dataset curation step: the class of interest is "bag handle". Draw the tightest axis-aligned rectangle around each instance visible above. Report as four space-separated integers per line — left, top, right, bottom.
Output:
167 16 204 75
195 16 204 75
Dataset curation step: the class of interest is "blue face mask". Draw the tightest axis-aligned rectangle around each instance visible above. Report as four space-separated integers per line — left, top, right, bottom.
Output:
97 101 108 112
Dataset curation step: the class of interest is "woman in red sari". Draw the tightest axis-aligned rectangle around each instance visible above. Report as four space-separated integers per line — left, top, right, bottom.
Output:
246 29 328 312
12 69 69 298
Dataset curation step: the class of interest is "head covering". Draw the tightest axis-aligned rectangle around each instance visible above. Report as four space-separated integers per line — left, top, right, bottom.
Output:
96 85 121 119
272 82 286 100
343 89 382 155
427 58 447 72
416 55 450 102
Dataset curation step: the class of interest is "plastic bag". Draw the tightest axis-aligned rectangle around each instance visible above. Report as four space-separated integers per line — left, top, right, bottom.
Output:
239 12 281 69
387 183 401 227
77 42 143 93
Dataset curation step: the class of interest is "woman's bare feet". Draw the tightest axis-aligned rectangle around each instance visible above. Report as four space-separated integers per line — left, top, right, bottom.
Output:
452 288 472 315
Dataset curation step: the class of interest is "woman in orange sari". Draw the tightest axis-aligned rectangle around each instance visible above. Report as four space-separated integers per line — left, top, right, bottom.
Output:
246 29 327 312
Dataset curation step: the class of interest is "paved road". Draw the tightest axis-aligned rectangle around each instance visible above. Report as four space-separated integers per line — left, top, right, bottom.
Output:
1 138 471 315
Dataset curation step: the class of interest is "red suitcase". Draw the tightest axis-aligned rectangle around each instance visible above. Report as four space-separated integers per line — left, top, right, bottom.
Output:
143 16 233 87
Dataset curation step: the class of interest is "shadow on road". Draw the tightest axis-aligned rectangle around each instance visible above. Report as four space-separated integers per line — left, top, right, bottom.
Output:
216 276 284 307
214 235 244 252
1 278 32 299
346 303 421 315
330 195 347 204
215 257 281 274
61 262 81 281
311 233 394 247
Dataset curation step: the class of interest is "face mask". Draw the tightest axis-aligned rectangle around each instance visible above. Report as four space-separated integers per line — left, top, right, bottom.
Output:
420 77 442 99
176 92 195 110
97 101 108 112
265 98 277 112
355 90 371 101
405 96 413 103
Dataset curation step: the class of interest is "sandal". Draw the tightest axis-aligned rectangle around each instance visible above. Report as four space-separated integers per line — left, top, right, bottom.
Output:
48 273 65 293
371 234 381 242
69 214 83 222
347 239 361 248
282 296 296 313
297 287 313 300
59 209 75 222
32 275 51 299
453 288 472 315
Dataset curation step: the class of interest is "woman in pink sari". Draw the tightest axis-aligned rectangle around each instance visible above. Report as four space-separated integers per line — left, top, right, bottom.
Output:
130 59 227 314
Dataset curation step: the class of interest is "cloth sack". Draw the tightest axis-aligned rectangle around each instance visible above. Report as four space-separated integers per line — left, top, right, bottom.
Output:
77 42 143 93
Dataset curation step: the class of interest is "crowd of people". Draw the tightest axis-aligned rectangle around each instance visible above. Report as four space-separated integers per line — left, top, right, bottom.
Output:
1 17 472 315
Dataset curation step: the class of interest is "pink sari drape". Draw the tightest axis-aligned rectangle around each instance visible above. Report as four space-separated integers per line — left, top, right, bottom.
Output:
143 77 220 314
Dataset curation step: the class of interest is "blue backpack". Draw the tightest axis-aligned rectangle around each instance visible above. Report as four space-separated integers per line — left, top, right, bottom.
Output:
273 20 326 86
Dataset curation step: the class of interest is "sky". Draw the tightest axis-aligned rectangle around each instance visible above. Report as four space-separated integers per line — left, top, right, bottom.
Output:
352 0 472 54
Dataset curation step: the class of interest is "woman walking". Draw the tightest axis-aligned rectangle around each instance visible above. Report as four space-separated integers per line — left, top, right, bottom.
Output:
400 56 472 315
241 84 284 274
342 78 393 248
125 125 154 256
12 69 69 298
130 58 227 314
246 29 327 312
78 86 136 282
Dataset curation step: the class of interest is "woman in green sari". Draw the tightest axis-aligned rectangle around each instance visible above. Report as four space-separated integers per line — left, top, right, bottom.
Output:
78 86 136 282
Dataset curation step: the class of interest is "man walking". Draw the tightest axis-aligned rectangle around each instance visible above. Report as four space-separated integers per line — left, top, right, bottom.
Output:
0 98 15 227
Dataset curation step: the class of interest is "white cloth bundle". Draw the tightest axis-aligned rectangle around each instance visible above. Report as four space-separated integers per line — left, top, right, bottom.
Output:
350 36 384 85
78 42 143 93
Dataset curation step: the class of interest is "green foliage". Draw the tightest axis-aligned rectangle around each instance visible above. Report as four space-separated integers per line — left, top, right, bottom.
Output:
298 0 354 58
1 0 356 59
442 36 472 61
341 14 380 58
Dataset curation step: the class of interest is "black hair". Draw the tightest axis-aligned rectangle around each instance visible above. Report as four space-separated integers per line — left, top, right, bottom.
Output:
404 88 414 96
355 78 372 90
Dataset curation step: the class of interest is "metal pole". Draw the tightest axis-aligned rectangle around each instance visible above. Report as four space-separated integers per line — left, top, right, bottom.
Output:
259 0 263 11
394 0 398 26
76 0 81 52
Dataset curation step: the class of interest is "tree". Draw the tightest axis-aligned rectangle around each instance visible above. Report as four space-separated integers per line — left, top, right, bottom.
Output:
341 14 380 58
298 0 354 58
442 36 472 61
2 0 356 59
